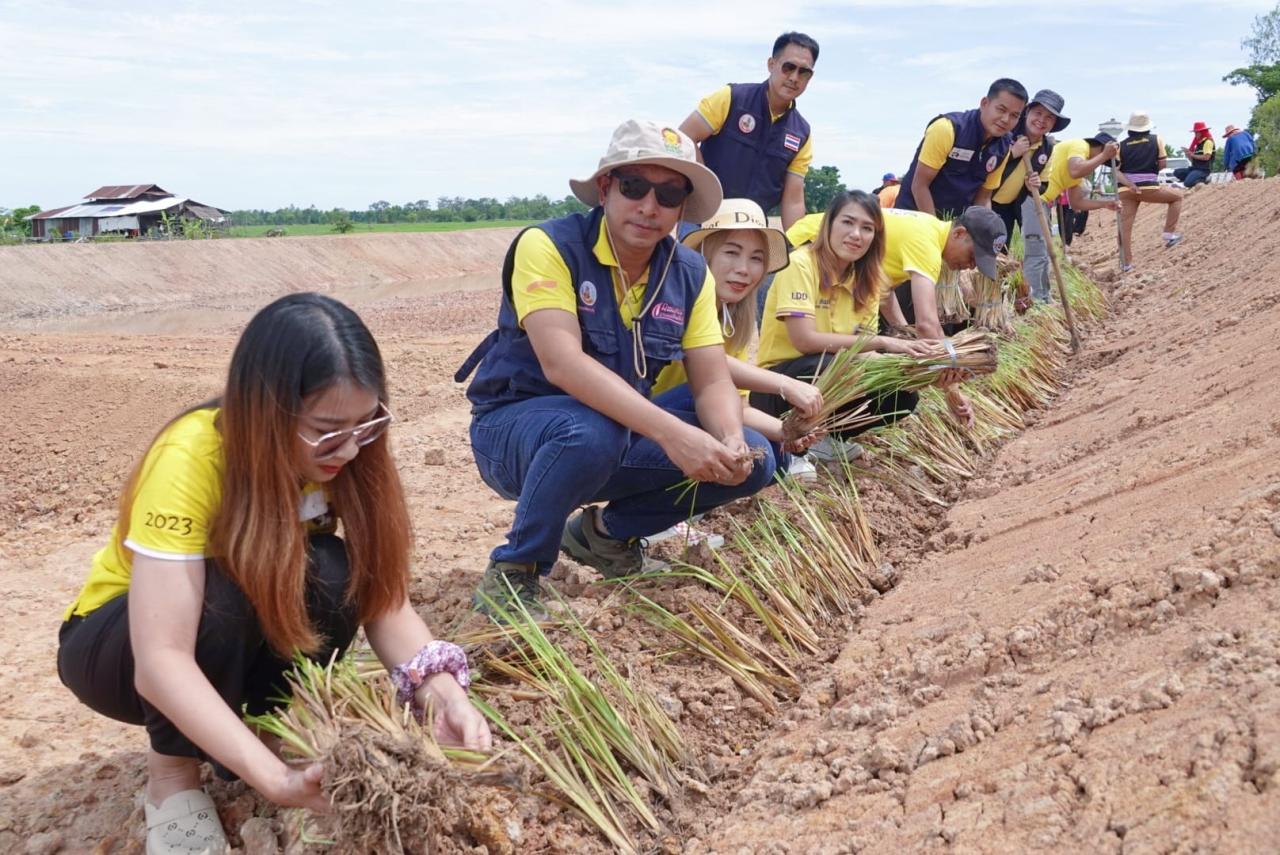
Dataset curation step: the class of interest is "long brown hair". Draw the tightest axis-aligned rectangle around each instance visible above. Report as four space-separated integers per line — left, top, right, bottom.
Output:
811 190 886 316
116 294 410 656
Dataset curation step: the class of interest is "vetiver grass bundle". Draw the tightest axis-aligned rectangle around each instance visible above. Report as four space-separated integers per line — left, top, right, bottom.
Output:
972 272 1015 335
936 265 971 324
471 585 690 851
245 652 518 853
779 338 879 442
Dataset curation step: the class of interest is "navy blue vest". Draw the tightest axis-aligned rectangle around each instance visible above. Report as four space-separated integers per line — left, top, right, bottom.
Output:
995 118 1055 205
700 81 810 213
896 109 1013 217
456 209 708 414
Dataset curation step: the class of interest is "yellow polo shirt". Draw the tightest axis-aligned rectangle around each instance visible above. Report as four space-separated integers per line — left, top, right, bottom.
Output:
510 219 722 351
756 245 880 368
992 139 1050 205
697 85 813 177
1039 138 1093 201
918 118 1007 191
785 212 823 248
649 339 750 398
65 408 336 619
881 208 951 286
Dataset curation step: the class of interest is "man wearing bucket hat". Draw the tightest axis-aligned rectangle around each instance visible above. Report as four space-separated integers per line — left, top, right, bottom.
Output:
1223 124 1257 180
1174 121 1215 188
1115 110 1184 271
990 89 1069 303
456 120 777 619
895 78 1029 220
678 32 818 231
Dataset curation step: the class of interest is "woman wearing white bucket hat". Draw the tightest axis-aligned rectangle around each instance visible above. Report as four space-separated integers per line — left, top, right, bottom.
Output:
1116 110 1184 271
457 120 777 619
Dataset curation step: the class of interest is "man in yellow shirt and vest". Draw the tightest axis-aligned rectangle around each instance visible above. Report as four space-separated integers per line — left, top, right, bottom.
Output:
456 120 776 619
895 78 1029 221
678 32 817 231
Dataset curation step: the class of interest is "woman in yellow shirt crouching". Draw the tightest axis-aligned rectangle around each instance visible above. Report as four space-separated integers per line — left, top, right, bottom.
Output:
57 293 490 855
751 190 933 456
650 198 826 462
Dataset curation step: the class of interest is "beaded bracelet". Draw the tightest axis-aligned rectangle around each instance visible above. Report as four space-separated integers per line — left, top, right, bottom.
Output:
390 640 471 711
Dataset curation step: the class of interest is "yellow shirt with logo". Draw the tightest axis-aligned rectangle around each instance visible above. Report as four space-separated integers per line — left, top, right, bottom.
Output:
1039 138 1093 201
1190 136 1215 163
696 85 813 178
991 139 1050 205
880 208 951 286
918 118 1007 191
510 219 722 352
65 408 335 619
756 245 880 368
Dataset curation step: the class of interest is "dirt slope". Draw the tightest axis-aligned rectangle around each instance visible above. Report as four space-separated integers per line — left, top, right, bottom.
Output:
0 228 520 323
0 181 1277 853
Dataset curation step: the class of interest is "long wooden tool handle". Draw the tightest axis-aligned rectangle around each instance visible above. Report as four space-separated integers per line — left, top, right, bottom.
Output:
1112 158 1127 274
1024 152 1081 354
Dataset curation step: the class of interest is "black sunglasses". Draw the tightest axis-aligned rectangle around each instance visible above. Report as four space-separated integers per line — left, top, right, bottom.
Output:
780 61 814 80
609 171 693 208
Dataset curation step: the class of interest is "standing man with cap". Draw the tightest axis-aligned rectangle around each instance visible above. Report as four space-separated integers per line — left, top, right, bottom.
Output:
1115 110 1184 272
1223 124 1257 180
1175 122 1215 188
455 120 776 619
679 32 818 231
873 172 901 208
895 78 1029 221
990 89 1069 303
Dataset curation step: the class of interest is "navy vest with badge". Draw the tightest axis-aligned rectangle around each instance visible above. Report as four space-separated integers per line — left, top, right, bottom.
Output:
1118 132 1160 183
700 81 810 213
995 119 1055 205
896 109 1013 217
455 208 707 415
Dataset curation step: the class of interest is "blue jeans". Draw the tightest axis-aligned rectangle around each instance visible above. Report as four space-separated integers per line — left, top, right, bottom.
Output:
469 392 777 572
1174 166 1210 188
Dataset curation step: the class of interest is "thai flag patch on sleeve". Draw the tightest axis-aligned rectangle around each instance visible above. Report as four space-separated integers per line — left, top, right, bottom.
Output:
783 133 802 152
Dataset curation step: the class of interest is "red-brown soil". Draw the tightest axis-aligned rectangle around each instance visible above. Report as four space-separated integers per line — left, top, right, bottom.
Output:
1 180 1278 853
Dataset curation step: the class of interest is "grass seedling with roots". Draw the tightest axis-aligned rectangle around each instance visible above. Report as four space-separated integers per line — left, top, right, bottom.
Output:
245 651 515 853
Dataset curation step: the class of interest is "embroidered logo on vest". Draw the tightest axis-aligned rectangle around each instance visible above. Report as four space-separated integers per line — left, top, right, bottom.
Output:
948 147 975 162
651 302 685 324
985 155 998 172
579 280 597 308
783 133 802 152
1037 152 1048 166
738 114 757 134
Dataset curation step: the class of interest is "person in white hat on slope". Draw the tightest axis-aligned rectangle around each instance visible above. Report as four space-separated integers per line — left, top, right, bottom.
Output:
456 120 777 619
1115 110 1184 272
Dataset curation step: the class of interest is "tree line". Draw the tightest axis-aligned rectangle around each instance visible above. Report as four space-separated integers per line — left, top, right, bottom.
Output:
1224 3 1280 176
231 194 589 227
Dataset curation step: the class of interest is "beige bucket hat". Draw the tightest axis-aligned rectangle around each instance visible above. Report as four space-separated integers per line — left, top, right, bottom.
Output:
570 120 724 222
680 198 790 273
1126 110 1153 133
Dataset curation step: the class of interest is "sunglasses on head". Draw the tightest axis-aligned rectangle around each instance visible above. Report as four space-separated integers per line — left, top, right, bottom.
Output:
297 402 394 460
609 170 693 209
780 61 814 80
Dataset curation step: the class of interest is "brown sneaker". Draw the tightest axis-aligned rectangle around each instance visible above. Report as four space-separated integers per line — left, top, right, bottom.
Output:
473 560 547 623
560 506 670 579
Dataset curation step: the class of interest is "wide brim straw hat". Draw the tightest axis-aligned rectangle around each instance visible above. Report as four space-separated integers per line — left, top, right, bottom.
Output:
1224 124 1241 137
680 198 790 273
569 120 724 223
1126 110 1153 133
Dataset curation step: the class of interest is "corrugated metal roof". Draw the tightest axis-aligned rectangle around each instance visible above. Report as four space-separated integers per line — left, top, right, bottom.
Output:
85 184 170 200
32 198 186 219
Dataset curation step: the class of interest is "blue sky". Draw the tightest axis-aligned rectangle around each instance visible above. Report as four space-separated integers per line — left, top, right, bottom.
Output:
1 0 1271 212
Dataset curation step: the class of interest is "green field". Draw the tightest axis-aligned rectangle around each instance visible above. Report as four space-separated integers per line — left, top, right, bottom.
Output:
227 220 536 238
